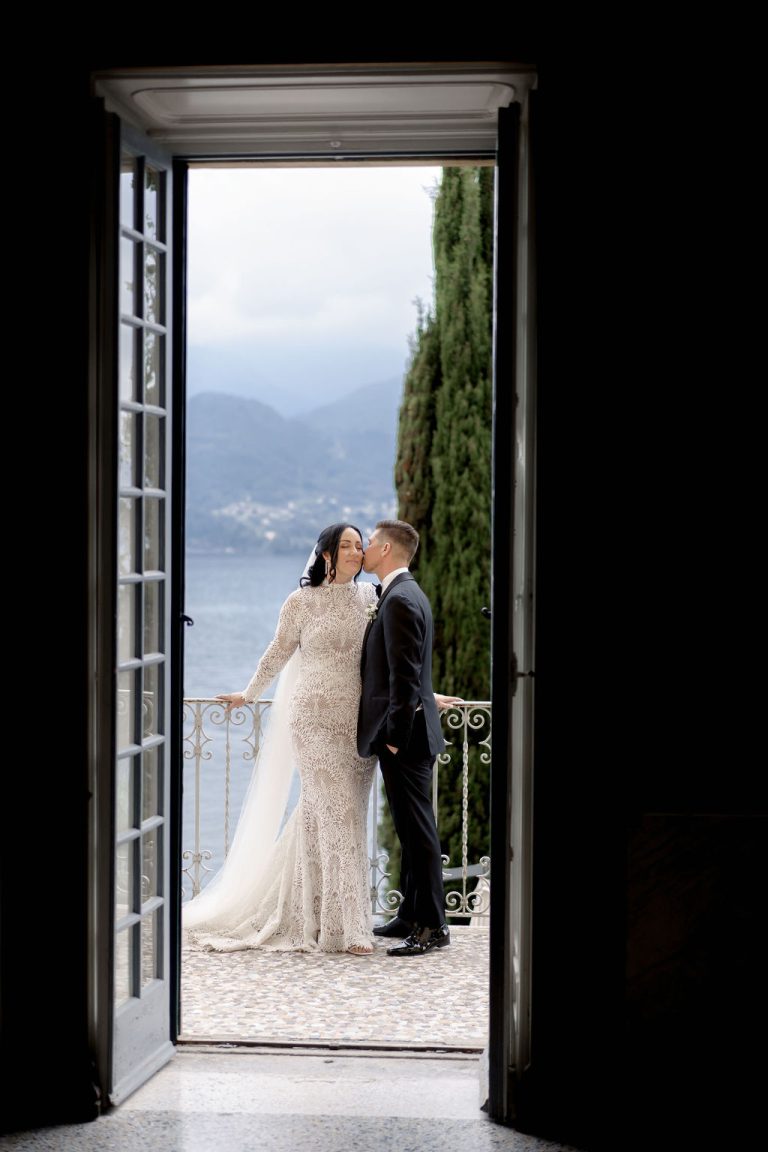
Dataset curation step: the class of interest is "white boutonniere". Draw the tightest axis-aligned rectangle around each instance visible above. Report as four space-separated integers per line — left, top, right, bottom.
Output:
365 603 378 622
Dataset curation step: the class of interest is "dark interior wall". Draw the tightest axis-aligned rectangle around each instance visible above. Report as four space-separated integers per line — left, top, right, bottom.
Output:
520 72 632 1146
623 812 763 1148
522 60 765 1151
2 67 98 1131
1 54 763 1147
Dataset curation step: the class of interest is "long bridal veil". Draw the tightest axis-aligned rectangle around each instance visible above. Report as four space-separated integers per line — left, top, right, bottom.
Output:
182 551 312 937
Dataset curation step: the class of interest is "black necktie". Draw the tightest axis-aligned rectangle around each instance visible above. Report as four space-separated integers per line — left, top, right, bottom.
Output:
375 583 382 599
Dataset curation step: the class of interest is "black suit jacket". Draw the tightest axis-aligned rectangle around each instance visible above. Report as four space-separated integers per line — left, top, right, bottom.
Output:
357 572 445 759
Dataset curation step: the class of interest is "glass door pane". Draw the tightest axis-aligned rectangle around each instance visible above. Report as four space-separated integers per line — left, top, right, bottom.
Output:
112 138 175 1104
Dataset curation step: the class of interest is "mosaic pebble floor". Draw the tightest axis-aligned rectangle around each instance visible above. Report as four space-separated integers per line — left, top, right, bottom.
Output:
181 923 490 1050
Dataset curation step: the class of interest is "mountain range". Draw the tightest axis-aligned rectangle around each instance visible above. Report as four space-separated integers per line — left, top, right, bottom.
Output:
185 377 403 552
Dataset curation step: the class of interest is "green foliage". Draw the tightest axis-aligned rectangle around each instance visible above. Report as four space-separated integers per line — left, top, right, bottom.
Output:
381 167 494 903
417 167 493 701
394 300 441 578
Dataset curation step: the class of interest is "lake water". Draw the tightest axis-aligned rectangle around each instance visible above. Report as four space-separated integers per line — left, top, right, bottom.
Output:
181 551 380 893
183 551 311 698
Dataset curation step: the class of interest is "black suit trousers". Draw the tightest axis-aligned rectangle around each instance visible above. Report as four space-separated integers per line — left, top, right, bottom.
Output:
378 713 446 930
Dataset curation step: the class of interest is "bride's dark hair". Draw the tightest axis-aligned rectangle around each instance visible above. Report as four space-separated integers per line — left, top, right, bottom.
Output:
300 522 364 587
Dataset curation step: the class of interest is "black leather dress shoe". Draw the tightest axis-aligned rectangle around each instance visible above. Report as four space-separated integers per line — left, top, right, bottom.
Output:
386 924 451 956
372 916 414 938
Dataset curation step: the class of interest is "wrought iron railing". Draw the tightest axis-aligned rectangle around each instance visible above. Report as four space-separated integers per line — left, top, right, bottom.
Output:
181 698 491 922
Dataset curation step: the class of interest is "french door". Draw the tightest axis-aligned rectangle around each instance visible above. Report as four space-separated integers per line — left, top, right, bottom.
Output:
488 99 536 1122
103 119 177 1104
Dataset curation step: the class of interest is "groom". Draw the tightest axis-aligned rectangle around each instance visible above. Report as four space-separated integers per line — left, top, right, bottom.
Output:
357 519 450 957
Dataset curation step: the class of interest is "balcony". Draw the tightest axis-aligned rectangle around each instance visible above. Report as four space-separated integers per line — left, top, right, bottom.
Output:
180 699 492 1051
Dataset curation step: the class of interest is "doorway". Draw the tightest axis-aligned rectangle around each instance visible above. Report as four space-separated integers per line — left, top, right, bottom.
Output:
88 62 535 1125
179 162 493 1055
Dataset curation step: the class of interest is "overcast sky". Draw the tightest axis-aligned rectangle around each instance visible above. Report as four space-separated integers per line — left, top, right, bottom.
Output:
187 165 442 416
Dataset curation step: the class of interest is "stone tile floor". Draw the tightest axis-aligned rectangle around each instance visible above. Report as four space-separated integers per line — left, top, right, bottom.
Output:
181 923 490 1051
2 1048 586 1151
3 923 596 1150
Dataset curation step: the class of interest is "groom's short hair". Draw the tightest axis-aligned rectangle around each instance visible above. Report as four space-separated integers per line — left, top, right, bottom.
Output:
376 519 419 563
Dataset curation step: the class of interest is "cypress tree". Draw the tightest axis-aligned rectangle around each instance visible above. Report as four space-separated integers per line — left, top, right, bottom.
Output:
380 167 494 912
394 298 441 576
429 167 493 699
429 166 493 891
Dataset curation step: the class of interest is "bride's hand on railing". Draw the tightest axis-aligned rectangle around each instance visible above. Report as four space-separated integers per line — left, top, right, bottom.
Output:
434 692 464 711
217 692 246 713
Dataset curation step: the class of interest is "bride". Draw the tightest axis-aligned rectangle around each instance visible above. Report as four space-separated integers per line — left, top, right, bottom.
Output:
183 523 380 956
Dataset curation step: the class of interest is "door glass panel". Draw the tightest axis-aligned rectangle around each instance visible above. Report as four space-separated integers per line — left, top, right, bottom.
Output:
119 498 136 576
144 413 162 488
141 910 159 989
144 246 162 325
116 758 134 833
142 746 161 821
142 832 159 902
117 669 137 750
119 411 137 488
144 167 161 240
143 664 161 739
118 584 137 663
115 840 133 919
120 158 136 230
144 581 162 656
144 499 162 570
120 323 138 402
120 237 137 317
144 330 161 404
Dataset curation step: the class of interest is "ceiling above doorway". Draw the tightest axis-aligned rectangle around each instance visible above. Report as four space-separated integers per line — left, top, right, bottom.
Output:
92 61 537 159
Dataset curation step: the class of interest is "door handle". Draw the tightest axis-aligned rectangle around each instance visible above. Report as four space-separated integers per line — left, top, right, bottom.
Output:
511 652 534 695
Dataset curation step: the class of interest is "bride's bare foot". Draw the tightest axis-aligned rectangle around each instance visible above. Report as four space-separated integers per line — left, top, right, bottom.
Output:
346 944 374 956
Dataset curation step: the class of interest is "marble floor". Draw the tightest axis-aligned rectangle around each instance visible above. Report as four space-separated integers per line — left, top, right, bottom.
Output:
2 1048 585 1151
0 922 581 1150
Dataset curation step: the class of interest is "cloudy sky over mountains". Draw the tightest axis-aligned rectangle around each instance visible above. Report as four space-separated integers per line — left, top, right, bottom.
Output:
187 166 441 416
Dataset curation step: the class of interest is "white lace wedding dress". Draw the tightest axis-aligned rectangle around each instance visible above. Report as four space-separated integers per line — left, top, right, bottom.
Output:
183 578 378 953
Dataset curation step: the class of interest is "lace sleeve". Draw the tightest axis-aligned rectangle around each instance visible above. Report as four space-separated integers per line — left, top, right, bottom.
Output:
241 590 303 703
